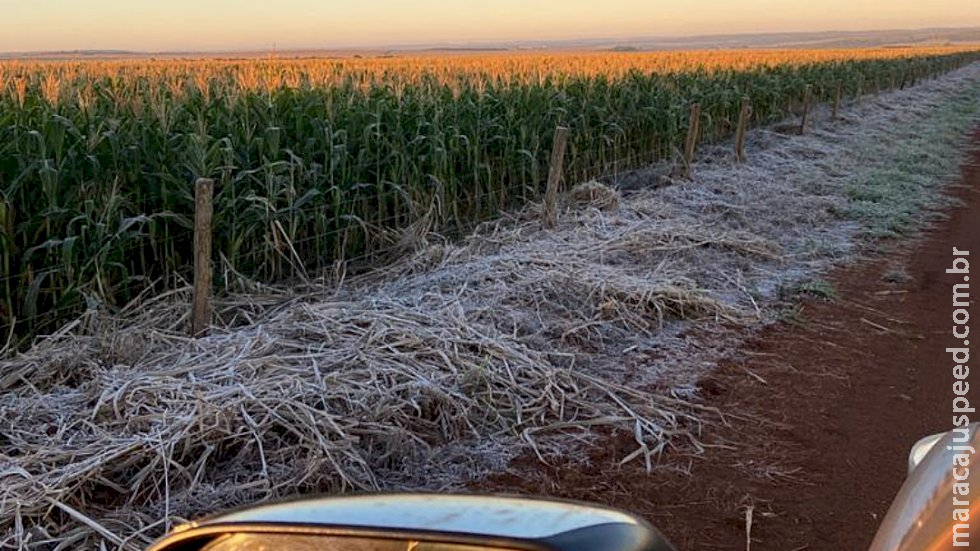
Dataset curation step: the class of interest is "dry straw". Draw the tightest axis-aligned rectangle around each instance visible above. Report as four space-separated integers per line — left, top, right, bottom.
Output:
0 179 764 549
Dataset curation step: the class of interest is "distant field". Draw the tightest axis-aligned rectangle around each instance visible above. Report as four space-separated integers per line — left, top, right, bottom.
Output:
4 45 979 76
1 46 979 343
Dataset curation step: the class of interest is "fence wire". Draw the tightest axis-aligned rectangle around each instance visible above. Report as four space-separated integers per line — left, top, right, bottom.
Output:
3 57 975 346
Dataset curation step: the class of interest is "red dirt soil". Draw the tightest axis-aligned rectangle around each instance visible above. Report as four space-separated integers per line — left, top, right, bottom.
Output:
478 128 980 550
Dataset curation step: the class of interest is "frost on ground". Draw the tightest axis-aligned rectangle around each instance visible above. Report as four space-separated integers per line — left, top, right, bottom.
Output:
1 64 979 549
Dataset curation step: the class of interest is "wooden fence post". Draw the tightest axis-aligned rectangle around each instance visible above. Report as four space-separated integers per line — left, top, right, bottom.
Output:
799 84 812 135
681 102 701 178
191 178 214 338
542 126 569 228
832 80 843 120
734 96 751 163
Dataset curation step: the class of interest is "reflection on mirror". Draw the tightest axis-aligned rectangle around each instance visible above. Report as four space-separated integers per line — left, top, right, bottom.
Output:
200 533 517 551
907 432 945 473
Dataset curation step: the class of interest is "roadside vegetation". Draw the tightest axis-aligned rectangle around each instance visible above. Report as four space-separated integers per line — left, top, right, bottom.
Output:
1 47 978 344
840 83 980 237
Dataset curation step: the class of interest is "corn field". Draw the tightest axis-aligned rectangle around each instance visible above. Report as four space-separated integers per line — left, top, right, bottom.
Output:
1 47 979 344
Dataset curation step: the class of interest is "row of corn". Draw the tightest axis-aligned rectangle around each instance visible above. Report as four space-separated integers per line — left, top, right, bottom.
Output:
1 48 978 344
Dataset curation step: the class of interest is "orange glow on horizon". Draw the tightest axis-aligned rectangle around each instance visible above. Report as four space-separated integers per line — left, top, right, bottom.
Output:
0 0 977 52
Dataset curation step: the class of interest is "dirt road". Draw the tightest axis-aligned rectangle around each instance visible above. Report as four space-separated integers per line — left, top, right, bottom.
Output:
482 129 980 549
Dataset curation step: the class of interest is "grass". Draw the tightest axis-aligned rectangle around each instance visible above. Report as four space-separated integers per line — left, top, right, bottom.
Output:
882 265 913 283
839 82 980 237
777 279 839 303
778 303 808 326
796 279 840 301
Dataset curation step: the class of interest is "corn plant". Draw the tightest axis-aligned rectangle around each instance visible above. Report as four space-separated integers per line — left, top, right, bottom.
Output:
1 47 978 345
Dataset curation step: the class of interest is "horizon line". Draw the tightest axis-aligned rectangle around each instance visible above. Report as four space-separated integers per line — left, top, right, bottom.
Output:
1 24 978 59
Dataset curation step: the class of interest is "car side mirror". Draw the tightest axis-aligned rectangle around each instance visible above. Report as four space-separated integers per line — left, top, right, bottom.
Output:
869 424 980 550
147 494 677 551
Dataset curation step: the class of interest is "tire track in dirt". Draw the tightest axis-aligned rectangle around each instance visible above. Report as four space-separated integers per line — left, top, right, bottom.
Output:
479 128 980 550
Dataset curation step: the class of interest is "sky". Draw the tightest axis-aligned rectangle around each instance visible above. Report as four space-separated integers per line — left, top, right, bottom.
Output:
0 0 978 52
